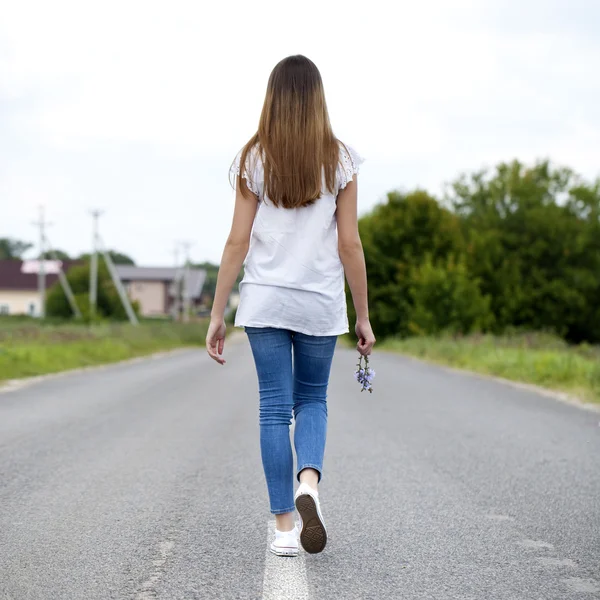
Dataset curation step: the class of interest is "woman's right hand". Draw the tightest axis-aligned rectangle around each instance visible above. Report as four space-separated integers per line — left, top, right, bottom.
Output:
206 318 227 365
355 319 376 356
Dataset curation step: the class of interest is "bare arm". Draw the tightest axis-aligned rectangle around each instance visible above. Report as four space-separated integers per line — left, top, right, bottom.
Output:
206 179 258 364
336 176 376 355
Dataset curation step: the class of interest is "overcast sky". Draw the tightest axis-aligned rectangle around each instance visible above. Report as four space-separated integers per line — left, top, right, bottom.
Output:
2 0 599 266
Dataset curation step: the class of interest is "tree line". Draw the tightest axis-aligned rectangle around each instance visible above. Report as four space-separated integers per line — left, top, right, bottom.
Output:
353 159 600 344
4 158 599 343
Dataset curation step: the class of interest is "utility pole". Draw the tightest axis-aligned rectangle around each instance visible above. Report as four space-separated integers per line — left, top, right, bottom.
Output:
98 236 139 326
172 243 181 321
89 210 103 320
180 241 193 323
87 211 138 326
32 206 48 318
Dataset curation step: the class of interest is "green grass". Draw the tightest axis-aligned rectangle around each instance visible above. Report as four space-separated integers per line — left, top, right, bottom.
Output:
379 332 600 404
0 318 208 382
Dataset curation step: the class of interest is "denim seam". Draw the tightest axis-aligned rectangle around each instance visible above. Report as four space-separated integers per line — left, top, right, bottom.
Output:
271 506 296 515
297 463 323 482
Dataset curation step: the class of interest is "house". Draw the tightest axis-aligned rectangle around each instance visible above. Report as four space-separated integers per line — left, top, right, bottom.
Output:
114 265 207 318
0 259 80 316
0 260 208 319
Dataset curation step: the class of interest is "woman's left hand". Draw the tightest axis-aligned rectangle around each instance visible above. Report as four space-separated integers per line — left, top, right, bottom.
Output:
206 318 227 365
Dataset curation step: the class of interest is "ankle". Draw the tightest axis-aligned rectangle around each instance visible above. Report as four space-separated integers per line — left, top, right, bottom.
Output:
275 512 295 532
298 468 319 492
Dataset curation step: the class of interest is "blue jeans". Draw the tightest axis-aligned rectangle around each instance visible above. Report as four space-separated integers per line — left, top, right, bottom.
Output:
245 327 338 514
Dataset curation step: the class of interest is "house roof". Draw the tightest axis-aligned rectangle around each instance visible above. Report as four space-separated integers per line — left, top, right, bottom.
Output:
114 266 179 281
0 260 81 291
115 266 206 299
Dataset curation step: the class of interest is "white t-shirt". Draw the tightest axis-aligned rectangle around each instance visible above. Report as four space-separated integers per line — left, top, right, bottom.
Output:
231 142 363 336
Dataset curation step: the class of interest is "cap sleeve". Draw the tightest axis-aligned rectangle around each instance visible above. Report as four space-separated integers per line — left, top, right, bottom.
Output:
231 150 260 196
338 143 365 190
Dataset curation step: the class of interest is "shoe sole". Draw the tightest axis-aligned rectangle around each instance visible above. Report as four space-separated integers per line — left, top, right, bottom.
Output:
295 494 327 554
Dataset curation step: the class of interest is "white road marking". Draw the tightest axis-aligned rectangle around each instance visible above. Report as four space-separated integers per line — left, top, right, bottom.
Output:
517 539 554 550
485 513 515 522
562 577 600 593
537 557 577 568
135 539 175 600
262 522 309 600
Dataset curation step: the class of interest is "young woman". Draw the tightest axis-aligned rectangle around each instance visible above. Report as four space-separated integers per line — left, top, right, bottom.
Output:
206 55 375 557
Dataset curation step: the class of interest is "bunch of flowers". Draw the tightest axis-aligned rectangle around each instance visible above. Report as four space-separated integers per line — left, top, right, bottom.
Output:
354 354 375 393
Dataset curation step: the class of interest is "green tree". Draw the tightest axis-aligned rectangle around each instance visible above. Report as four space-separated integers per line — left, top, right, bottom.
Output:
195 261 219 298
355 190 466 338
448 160 600 343
41 249 71 261
46 262 139 321
0 238 33 259
77 250 135 265
407 256 493 335
354 160 600 344
194 261 244 308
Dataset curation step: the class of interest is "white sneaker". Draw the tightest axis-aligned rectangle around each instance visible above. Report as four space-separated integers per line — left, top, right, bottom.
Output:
294 483 327 554
270 525 299 557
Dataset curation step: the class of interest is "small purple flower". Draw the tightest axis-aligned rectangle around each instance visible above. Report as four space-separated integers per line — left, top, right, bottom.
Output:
354 355 375 393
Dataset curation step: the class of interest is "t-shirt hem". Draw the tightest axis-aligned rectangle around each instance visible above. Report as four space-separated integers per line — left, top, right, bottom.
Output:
235 321 349 337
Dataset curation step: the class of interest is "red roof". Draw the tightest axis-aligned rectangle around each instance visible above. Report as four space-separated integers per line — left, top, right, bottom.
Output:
0 260 82 291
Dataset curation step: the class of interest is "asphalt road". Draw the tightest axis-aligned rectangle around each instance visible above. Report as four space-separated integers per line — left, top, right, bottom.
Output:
0 335 599 600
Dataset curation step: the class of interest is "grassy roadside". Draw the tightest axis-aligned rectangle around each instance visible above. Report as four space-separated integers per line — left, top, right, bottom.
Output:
378 333 600 404
0 319 208 382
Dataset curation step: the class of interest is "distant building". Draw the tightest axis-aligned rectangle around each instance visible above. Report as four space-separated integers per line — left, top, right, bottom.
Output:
115 266 207 318
0 260 80 316
0 260 207 319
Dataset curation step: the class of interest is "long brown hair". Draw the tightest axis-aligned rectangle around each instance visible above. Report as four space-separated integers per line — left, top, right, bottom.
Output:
234 55 340 208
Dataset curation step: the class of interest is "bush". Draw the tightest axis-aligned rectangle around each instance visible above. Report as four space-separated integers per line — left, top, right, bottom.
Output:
354 190 471 338
407 256 493 336
46 262 140 321
448 160 600 343
356 160 600 344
